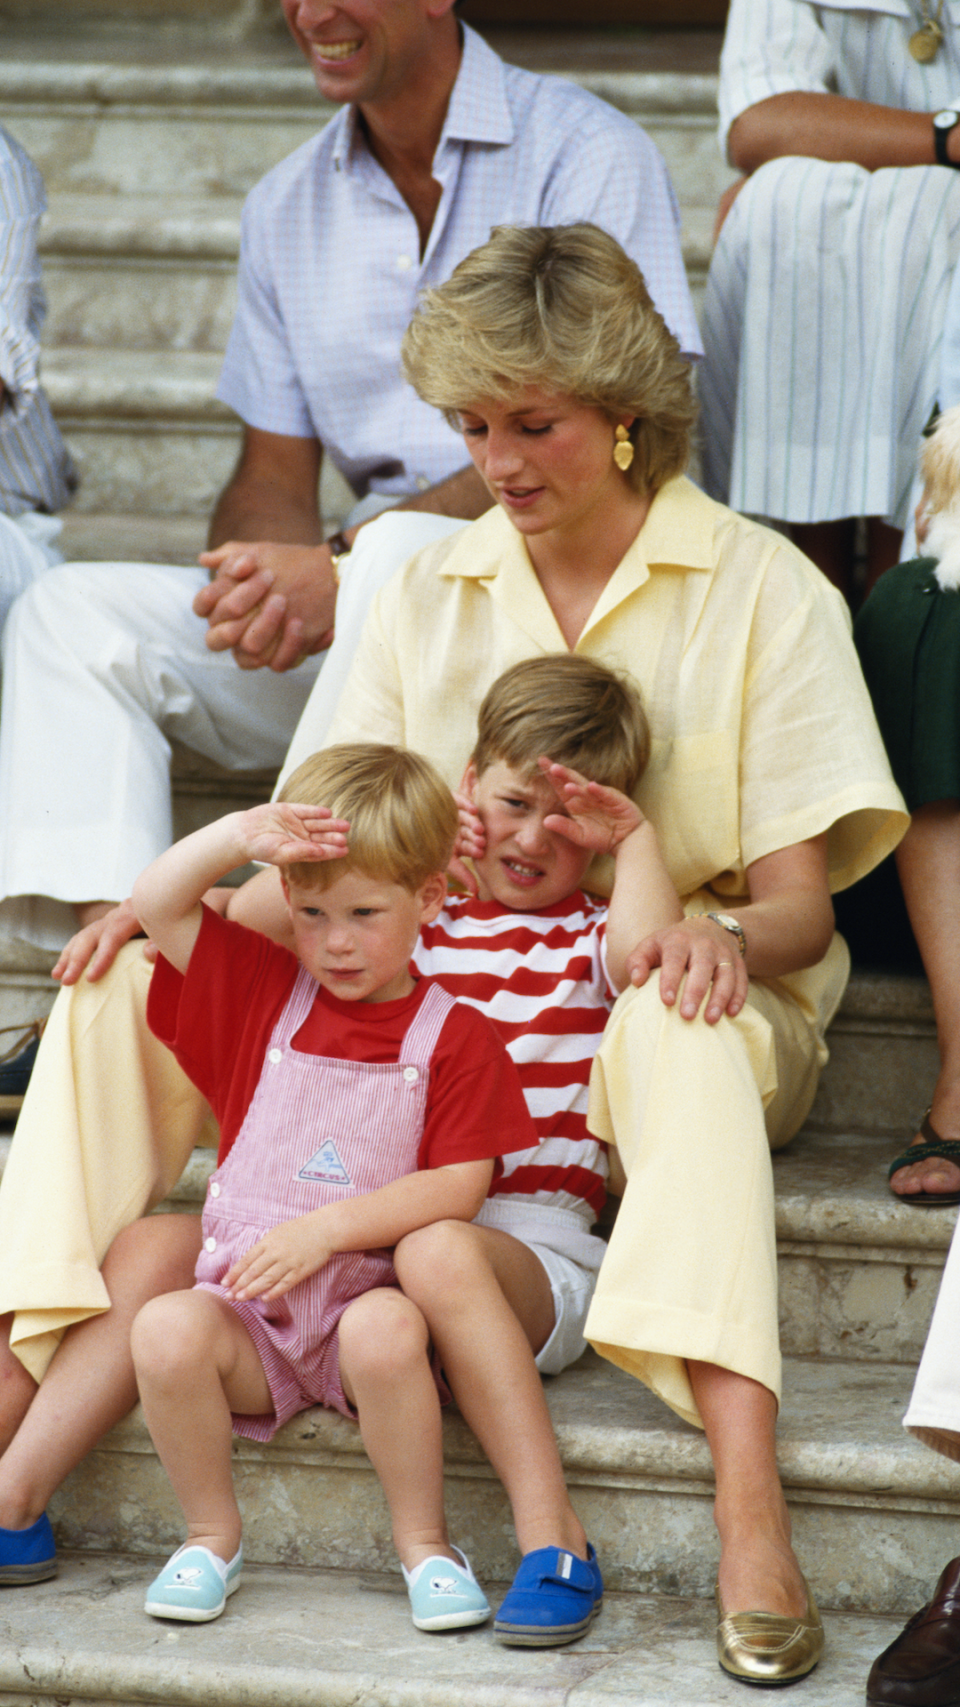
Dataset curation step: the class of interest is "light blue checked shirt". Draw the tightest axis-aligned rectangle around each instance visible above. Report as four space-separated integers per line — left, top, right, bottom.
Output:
0 125 75 518
218 25 700 506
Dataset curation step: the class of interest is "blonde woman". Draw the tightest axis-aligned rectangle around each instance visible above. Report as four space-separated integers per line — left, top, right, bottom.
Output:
0 226 904 1686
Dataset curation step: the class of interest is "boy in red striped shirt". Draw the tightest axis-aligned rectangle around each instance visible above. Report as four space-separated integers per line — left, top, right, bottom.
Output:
399 653 683 1645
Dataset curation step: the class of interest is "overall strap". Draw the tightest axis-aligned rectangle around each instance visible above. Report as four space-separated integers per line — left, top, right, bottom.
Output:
399 980 456 1072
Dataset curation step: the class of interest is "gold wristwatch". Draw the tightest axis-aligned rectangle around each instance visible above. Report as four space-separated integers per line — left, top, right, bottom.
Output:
706 911 747 959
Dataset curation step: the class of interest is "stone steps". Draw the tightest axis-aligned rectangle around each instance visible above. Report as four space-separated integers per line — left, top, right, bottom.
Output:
0 1551 906 1707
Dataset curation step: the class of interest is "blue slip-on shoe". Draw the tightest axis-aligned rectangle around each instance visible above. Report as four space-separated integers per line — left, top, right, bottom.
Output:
144 1543 242 1622
494 1543 603 1647
0 1512 57 1585
402 1546 490 1631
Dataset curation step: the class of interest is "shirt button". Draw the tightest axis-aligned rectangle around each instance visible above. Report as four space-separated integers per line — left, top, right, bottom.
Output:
403 1066 419 1083
209 1182 220 1198
416 475 430 491
205 1237 216 1253
396 253 413 271
268 1048 282 1064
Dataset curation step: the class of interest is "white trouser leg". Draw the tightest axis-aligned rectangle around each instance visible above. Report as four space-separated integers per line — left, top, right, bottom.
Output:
0 561 323 949
0 509 61 634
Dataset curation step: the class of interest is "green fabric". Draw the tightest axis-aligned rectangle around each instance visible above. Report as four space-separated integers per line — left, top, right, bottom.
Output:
855 556 960 811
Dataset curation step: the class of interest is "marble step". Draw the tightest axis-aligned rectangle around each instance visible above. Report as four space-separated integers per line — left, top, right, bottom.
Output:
0 1549 910 1707
1 33 734 216
35 1350 960 1619
37 194 715 351
41 348 357 520
0 1547 910 1707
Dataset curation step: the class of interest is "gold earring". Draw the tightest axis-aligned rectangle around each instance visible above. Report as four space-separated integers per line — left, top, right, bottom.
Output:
613 424 634 471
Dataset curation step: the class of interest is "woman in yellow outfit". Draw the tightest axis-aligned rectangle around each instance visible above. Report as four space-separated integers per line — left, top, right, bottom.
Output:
0 225 904 1684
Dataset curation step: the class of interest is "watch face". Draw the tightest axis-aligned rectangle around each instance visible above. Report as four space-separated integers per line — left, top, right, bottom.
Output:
935 109 958 127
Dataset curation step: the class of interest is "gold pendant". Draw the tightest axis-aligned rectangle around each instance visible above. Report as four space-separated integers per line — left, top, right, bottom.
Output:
910 19 944 60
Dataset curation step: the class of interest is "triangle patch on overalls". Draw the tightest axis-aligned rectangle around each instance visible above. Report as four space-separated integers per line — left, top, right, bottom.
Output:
298 1139 354 1186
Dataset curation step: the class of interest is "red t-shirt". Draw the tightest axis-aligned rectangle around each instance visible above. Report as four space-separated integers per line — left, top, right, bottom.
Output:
148 907 531 1173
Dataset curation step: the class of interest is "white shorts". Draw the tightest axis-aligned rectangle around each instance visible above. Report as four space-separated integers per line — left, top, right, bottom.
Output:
474 1197 605 1378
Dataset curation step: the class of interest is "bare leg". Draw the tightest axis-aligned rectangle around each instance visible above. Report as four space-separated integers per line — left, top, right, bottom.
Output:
132 1287 271 1563
688 1359 807 1620
0 1322 38 1459
338 1287 457 1574
889 801 960 1199
0 1214 201 1529
395 1220 587 1560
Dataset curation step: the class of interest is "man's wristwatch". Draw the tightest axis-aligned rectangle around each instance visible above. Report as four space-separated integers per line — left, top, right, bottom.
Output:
934 107 960 167
706 912 748 959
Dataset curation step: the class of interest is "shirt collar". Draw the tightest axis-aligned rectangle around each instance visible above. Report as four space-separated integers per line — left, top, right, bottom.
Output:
331 23 513 173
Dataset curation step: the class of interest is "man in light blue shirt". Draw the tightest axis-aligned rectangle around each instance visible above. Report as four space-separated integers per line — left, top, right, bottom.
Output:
0 0 698 958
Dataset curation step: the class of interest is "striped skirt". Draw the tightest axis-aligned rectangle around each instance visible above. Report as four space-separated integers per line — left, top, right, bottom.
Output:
700 157 960 529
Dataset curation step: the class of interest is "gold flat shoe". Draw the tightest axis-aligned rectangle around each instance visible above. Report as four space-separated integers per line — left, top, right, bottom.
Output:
715 1577 824 1686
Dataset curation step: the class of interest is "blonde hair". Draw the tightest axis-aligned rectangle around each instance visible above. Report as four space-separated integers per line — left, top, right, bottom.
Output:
278 744 457 892
401 223 696 494
471 655 650 794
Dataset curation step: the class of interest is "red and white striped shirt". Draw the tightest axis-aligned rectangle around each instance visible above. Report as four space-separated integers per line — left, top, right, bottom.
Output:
414 890 614 1262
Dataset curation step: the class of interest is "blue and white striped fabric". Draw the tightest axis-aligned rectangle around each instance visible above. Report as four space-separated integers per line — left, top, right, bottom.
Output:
217 24 700 506
701 0 960 529
0 125 75 519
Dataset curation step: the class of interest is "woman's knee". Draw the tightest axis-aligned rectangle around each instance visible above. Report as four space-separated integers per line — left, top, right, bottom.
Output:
103 1213 202 1298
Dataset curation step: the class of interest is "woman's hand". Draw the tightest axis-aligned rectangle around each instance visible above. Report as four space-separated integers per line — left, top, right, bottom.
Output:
627 916 748 1024
539 758 643 852
224 1212 333 1303
52 897 150 986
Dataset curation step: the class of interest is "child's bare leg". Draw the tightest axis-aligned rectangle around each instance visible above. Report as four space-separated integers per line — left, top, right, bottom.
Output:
132 1288 272 1563
394 1221 587 1559
338 1287 456 1572
0 1214 202 1529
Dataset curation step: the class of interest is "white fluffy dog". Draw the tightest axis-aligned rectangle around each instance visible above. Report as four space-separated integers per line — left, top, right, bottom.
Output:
919 404 960 590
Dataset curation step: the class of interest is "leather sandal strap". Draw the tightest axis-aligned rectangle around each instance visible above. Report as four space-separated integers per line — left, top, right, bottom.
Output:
888 1138 960 1180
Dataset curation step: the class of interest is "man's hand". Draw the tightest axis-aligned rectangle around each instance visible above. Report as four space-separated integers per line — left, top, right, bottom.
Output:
194 540 338 671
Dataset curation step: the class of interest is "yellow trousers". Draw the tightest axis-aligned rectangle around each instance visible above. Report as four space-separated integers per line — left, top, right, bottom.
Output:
585 968 836 1429
0 943 843 1408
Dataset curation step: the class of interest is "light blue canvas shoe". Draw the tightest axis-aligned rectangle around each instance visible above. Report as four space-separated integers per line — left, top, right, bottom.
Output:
402 1546 490 1631
144 1543 243 1622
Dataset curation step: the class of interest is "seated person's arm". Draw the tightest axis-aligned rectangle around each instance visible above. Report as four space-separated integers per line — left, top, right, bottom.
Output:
729 93 960 175
627 833 834 1025
225 1156 495 1304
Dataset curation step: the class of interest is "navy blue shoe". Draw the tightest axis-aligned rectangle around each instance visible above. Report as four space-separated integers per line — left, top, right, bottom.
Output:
0 1023 44 1119
0 1512 57 1585
494 1543 603 1647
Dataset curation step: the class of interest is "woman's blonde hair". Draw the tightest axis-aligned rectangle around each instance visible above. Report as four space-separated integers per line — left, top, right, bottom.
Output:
278 744 457 893
471 655 649 794
401 222 696 494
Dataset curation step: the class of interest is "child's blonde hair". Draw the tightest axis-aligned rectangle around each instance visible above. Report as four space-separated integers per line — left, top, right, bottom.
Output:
920 405 960 590
471 655 650 793
278 744 458 892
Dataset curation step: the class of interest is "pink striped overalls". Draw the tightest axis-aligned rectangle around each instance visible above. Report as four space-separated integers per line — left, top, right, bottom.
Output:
194 969 455 1440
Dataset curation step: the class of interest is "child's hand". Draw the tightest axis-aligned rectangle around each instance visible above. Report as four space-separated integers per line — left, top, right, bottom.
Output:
538 758 643 854
237 802 350 868
448 789 486 896
224 1212 335 1302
